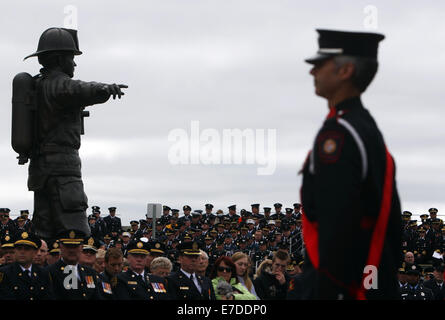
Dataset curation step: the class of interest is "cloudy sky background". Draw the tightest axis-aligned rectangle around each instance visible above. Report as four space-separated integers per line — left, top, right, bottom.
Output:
1 0 444 223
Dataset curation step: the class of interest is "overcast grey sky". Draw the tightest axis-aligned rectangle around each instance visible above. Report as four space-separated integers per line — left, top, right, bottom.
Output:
1 0 444 223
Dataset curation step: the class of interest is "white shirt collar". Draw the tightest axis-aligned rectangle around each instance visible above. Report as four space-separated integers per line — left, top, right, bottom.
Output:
20 264 32 273
180 268 195 279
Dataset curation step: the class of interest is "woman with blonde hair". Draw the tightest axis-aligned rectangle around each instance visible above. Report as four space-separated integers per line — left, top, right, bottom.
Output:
231 252 259 299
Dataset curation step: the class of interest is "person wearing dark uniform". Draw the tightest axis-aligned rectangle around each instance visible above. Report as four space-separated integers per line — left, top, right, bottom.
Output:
1 232 17 266
22 27 127 240
167 241 216 300
423 264 445 300
300 29 402 300
113 238 169 300
46 229 103 300
400 265 434 300
103 207 122 236
0 209 17 238
0 232 53 300
99 247 124 300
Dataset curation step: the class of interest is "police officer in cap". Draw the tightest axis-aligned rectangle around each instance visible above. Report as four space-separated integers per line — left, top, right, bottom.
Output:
21 28 127 240
104 207 122 235
400 265 434 300
113 237 169 300
167 241 216 300
1 232 16 266
203 204 216 221
46 229 103 300
0 232 53 300
300 29 402 300
0 208 17 238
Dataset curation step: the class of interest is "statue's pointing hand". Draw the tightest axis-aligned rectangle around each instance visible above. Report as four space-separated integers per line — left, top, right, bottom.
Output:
105 83 128 99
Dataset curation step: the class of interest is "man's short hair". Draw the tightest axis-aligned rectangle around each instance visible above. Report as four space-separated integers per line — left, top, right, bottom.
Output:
272 250 290 263
150 257 173 272
105 247 123 262
334 55 378 93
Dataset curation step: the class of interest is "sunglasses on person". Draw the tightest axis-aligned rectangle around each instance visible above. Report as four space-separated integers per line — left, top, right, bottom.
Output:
217 266 232 273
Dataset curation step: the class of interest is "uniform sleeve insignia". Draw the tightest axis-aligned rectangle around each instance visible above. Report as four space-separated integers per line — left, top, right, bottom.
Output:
317 131 344 164
22 232 28 239
323 139 337 154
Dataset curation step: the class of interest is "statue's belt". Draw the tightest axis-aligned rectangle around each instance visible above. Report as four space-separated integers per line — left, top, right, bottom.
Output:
39 145 79 155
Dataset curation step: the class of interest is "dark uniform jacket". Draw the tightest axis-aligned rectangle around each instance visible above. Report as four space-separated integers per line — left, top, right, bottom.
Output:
46 259 103 300
167 270 216 300
0 262 53 300
400 283 434 300
301 96 402 300
253 269 289 300
113 269 169 300
104 215 122 234
423 279 445 300
98 270 118 300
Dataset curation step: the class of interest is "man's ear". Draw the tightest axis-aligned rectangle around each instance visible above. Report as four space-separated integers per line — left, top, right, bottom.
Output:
338 62 356 81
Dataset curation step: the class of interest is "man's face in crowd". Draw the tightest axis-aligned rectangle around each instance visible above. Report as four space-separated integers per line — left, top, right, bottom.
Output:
105 256 123 276
15 245 37 266
196 254 209 274
127 253 147 273
2 248 15 264
60 244 82 265
404 252 415 264
309 57 349 99
33 240 48 266
179 254 198 273
79 249 96 267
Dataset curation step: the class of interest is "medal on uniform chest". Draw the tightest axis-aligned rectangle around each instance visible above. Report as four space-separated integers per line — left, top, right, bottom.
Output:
86 276 96 288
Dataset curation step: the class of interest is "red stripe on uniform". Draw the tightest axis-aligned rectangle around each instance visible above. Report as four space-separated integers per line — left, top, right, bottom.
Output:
300 153 320 269
356 147 394 300
326 107 336 119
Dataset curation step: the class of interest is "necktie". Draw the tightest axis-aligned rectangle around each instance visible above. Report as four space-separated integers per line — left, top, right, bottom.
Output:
24 270 31 279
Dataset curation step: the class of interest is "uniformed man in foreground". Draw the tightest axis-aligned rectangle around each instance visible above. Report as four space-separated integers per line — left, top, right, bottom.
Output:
0 232 53 300
167 241 216 300
300 29 402 299
46 229 103 300
113 238 169 300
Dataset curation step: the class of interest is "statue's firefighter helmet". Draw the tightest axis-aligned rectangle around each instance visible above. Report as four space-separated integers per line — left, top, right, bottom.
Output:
24 27 82 60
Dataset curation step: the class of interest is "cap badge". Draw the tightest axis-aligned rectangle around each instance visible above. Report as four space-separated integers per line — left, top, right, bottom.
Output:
53 242 59 249
192 242 198 250
155 243 160 249
137 242 143 248
22 232 28 239
5 236 10 241
88 238 94 246
69 231 75 239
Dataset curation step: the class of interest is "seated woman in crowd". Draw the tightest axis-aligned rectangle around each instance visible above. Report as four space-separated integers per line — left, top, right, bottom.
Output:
231 251 259 299
210 256 257 300
150 256 173 278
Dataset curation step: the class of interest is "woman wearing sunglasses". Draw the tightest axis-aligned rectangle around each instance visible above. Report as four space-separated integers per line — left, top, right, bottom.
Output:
210 256 257 300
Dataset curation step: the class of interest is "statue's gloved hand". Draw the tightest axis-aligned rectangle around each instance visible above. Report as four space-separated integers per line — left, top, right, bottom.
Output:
104 83 128 99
